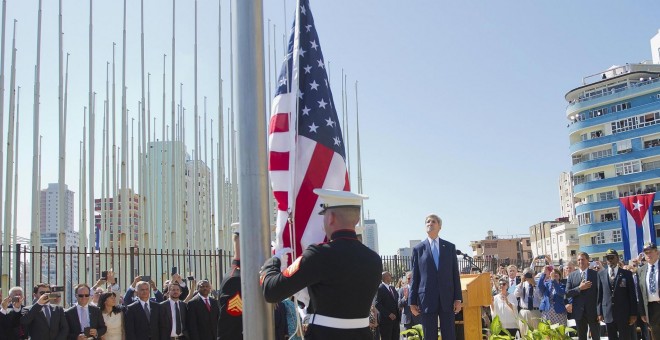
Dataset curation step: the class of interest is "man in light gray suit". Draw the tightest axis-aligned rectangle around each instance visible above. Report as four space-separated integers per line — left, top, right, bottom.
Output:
638 242 660 340
398 271 420 331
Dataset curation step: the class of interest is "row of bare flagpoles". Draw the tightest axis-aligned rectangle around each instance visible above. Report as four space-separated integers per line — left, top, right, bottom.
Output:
0 0 365 305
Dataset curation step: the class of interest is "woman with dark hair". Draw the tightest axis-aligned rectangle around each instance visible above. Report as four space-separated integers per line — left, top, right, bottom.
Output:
98 292 125 340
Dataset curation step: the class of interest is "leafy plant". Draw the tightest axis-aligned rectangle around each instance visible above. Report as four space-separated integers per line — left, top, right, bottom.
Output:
401 324 424 339
486 315 514 340
519 318 576 340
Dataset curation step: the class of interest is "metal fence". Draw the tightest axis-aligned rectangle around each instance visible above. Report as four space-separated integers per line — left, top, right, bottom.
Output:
381 255 534 282
1 245 535 307
0 244 233 307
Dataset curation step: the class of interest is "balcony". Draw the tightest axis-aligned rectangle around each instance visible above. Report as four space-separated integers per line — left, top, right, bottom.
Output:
572 146 660 172
573 168 660 194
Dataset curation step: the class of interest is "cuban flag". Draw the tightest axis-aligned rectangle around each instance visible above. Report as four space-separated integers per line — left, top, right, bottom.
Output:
619 193 657 260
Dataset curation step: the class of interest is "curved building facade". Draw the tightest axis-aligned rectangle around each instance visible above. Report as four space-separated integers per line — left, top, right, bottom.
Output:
566 59 660 259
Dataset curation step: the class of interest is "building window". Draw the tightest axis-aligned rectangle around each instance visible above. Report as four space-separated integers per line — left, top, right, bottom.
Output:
578 213 592 226
559 235 564 242
591 232 605 245
616 139 632 154
615 160 641 176
612 230 622 243
600 212 618 222
596 191 615 202
644 137 660 149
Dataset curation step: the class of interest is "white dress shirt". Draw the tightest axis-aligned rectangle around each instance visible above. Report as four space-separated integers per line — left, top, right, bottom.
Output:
77 304 90 331
168 299 182 337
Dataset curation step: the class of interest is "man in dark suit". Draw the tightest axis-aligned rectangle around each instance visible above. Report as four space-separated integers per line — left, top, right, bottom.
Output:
124 281 160 340
375 271 401 340
596 249 637 340
65 283 107 340
186 280 219 340
566 252 600 340
409 214 462 340
638 242 660 340
20 283 69 340
0 286 26 340
159 282 187 339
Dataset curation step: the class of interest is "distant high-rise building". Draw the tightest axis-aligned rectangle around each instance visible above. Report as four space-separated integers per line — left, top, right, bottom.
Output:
185 159 213 251
39 183 78 305
363 219 379 253
559 172 576 222
94 189 141 249
566 30 660 258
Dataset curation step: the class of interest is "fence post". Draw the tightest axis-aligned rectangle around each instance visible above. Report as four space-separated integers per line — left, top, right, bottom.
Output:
393 255 400 279
15 243 21 286
129 246 135 284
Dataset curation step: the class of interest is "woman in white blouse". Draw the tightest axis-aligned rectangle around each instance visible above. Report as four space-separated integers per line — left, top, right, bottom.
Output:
99 292 125 340
490 278 519 338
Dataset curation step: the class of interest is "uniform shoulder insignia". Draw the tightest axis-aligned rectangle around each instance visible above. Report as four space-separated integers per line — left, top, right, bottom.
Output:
227 292 242 316
283 256 303 277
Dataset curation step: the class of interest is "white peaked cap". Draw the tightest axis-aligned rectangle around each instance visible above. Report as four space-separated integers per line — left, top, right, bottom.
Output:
313 188 368 215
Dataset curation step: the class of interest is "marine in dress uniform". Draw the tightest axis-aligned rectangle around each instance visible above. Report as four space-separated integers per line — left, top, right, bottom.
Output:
217 230 243 340
261 189 383 340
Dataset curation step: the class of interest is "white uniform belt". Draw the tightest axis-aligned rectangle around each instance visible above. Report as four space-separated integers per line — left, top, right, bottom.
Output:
309 314 369 329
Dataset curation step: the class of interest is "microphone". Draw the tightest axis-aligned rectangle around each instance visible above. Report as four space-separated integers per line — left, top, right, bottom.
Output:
456 250 471 258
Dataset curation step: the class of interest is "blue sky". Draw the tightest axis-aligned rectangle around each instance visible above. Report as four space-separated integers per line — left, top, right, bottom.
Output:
5 1 660 255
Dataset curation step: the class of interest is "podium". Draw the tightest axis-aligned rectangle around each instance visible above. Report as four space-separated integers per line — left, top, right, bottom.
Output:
458 273 491 340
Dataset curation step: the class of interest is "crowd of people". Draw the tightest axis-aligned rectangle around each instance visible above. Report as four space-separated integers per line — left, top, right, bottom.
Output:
0 231 305 340
482 244 659 339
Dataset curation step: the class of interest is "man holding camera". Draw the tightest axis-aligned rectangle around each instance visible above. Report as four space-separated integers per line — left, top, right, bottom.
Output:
514 269 542 334
20 283 69 340
0 286 26 340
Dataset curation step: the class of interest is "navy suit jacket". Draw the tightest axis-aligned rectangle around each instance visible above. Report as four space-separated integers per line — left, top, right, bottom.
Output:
409 238 462 314
20 303 69 340
597 268 637 324
375 283 400 324
566 269 600 321
64 304 107 340
124 300 160 340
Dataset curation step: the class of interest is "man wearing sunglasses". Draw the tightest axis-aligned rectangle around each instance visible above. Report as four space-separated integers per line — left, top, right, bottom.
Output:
20 283 69 340
65 283 107 339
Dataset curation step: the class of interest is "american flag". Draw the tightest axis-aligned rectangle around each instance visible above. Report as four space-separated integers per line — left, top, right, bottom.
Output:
269 0 349 262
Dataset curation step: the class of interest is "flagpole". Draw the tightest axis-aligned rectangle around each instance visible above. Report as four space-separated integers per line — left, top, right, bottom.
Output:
57 0 66 287
217 0 225 251
103 61 110 254
170 0 176 250
87 0 94 261
355 81 364 228
0 1 7 272
30 0 43 262
140 0 146 251
80 109 87 255
11 86 19 250
232 0 273 337
2 20 16 284
111 42 118 256
120 0 129 253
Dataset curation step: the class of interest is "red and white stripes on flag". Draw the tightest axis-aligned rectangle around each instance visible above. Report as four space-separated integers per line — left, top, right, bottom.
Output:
268 0 350 263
